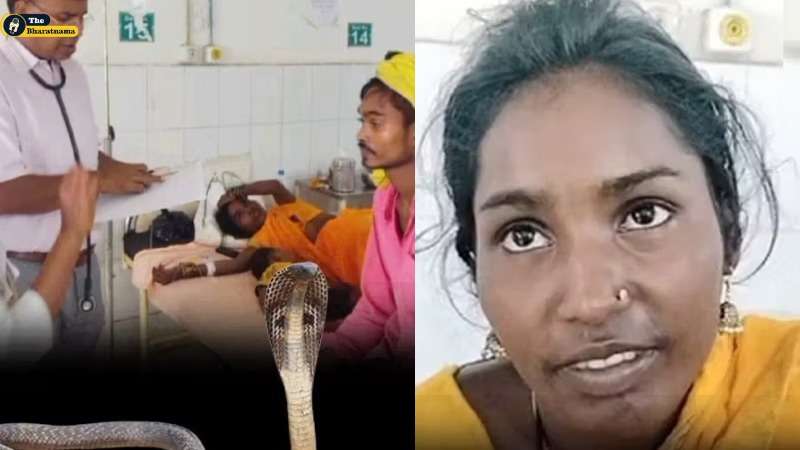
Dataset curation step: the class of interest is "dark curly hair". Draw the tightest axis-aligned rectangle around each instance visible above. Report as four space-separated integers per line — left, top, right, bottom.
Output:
214 202 252 239
434 0 778 284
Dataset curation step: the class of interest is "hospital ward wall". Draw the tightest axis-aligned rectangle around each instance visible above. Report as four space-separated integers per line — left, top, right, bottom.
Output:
0 0 414 188
415 40 800 383
1 0 414 357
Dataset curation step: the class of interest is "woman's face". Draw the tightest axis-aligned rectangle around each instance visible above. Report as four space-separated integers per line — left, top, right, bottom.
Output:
227 199 267 236
473 70 723 442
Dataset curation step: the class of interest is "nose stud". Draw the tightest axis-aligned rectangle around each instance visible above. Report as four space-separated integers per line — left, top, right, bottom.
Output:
616 288 629 302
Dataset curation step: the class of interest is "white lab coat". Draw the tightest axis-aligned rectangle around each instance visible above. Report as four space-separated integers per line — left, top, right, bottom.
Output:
0 245 53 366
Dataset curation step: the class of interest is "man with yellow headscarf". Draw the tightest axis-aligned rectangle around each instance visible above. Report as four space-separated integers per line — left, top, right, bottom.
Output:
322 51 415 362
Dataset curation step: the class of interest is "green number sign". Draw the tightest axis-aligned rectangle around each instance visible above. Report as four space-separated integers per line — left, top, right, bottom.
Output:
348 23 372 47
119 12 155 42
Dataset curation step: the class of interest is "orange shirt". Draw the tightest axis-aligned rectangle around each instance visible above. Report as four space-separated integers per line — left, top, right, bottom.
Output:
249 200 372 287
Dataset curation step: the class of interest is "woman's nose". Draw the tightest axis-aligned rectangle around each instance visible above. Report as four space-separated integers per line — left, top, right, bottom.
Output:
555 237 629 325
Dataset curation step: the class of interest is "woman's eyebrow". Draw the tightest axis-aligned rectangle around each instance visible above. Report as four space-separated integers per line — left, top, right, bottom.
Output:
600 166 681 197
477 166 680 213
478 189 551 213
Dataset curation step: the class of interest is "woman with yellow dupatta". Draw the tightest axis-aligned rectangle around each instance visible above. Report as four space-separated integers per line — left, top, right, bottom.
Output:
416 1 800 449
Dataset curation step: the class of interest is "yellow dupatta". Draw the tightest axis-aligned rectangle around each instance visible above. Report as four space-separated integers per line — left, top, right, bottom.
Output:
663 315 800 450
416 316 800 450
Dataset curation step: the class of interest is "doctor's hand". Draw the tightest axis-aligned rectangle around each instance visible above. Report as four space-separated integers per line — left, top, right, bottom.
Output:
59 166 99 238
98 160 162 195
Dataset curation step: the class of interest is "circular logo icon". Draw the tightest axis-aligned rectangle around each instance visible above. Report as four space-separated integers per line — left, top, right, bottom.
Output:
3 14 26 37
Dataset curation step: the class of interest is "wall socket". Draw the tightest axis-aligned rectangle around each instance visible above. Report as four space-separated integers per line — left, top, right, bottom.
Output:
204 45 223 64
703 7 753 54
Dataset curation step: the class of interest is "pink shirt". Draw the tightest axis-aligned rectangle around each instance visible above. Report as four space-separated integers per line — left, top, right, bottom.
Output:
323 184 415 361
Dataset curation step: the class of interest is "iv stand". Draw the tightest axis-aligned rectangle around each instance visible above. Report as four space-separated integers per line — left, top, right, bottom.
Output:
102 0 116 361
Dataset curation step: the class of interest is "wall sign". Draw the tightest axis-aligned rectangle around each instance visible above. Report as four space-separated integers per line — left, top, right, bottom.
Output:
119 11 154 42
348 22 372 47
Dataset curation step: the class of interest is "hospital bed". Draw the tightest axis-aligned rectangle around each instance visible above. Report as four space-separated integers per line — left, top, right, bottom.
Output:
123 155 375 369
122 155 266 368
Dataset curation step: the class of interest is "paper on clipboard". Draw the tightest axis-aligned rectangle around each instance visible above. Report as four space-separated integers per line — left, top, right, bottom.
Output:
94 162 206 223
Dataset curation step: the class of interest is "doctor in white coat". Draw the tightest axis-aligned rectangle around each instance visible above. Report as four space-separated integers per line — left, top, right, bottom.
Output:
0 166 97 366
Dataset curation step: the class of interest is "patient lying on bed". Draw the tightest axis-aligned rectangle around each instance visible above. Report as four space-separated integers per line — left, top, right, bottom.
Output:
151 179 372 316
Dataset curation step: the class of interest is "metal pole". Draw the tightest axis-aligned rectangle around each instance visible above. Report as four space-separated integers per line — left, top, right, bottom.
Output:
208 0 214 45
103 0 115 361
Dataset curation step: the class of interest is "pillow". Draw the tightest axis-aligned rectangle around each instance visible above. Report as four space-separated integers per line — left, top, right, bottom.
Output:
193 179 226 248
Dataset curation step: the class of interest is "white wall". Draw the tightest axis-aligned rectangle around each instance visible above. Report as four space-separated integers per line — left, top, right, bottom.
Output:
0 1 414 182
415 41 800 383
83 63 375 183
417 0 783 64
2 0 413 65
788 0 800 49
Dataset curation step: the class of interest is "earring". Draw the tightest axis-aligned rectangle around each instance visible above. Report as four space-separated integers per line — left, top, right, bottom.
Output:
481 331 508 360
617 288 629 302
719 276 744 334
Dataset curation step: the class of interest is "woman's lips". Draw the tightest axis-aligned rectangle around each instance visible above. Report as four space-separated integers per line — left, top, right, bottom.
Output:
557 348 660 397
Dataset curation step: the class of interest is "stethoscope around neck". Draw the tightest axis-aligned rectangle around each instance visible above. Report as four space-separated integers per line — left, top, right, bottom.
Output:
29 62 95 313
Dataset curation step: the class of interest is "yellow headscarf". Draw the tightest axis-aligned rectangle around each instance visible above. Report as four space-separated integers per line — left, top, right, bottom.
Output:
376 51 415 107
371 51 415 188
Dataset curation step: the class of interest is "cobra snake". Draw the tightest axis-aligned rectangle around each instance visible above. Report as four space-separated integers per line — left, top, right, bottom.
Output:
0 262 329 450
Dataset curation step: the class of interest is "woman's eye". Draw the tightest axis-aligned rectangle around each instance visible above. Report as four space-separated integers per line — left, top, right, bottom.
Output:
500 223 550 253
620 203 673 231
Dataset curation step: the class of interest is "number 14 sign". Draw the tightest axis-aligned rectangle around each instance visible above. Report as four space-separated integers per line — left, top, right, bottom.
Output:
348 23 372 47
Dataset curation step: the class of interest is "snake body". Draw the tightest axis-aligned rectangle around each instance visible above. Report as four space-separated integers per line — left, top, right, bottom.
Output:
0 262 328 450
0 422 203 449
261 262 328 450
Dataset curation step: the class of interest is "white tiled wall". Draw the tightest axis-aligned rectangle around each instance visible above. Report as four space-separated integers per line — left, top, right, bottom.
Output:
85 62 376 355
86 63 373 184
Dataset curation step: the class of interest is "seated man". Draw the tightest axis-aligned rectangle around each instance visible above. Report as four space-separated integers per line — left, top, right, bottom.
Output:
322 51 415 363
152 179 372 297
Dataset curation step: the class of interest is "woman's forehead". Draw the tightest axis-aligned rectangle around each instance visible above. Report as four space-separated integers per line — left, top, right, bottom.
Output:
227 200 247 213
475 74 703 202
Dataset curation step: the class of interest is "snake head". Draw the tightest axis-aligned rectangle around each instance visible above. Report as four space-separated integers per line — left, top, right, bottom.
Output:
286 262 322 281
260 262 329 374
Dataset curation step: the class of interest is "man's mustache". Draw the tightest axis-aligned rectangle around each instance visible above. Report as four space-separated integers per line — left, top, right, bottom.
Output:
359 141 375 154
